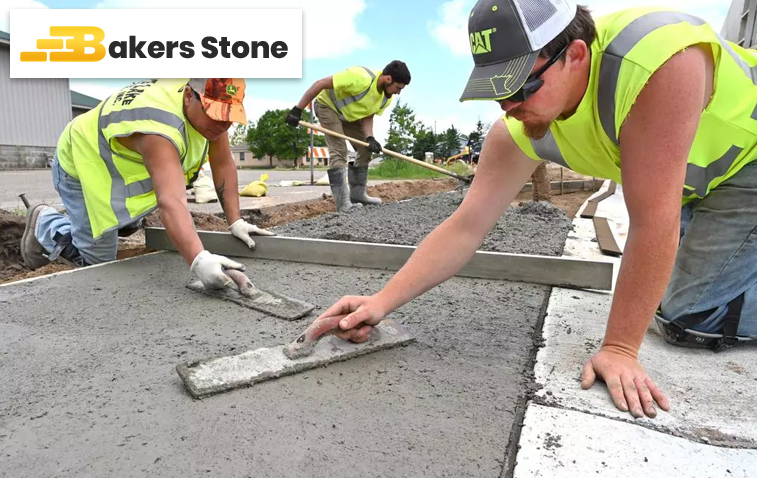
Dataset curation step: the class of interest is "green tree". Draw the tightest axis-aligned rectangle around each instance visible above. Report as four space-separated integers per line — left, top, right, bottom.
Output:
229 122 251 146
467 119 490 152
411 126 436 161
385 100 420 156
438 125 462 160
246 109 324 167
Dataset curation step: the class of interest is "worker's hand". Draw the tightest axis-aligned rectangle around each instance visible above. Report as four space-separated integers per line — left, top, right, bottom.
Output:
285 106 303 127
317 295 387 343
366 136 382 154
190 250 246 290
230 218 275 249
581 345 670 419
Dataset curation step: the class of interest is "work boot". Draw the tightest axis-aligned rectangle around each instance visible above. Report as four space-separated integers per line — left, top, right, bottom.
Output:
348 164 382 205
20 203 54 270
328 168 363 213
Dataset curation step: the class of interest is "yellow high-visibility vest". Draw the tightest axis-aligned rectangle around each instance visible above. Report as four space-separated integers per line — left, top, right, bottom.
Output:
505 8 757 202
316 66 392 122
56 78 208 238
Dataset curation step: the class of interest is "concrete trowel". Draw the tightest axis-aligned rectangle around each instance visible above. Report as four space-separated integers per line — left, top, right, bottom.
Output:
186 269 315 321
176 313 414 399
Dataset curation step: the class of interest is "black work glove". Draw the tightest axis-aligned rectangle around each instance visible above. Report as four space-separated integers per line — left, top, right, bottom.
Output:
366 136 382 154
285 106 303 127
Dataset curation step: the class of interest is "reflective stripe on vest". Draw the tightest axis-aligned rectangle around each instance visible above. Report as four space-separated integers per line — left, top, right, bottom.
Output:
596 11 757 198
598 11 757 146
97 102 188 226
531 130 569 168
329 66 389 121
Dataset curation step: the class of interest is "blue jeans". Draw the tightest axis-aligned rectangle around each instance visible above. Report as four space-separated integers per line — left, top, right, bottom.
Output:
35 156 129 265
661 161 757 338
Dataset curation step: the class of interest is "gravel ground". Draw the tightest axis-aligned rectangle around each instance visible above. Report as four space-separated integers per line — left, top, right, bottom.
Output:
273 191 573 256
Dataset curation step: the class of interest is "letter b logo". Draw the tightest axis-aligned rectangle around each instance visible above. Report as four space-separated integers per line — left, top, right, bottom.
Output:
50 27 106 62
21 26 106 62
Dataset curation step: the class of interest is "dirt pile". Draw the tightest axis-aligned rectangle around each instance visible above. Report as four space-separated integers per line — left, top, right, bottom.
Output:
0 209 27 281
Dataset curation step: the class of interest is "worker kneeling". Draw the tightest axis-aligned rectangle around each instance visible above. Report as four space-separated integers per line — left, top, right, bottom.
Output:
286 61 411 212
20 78 273 291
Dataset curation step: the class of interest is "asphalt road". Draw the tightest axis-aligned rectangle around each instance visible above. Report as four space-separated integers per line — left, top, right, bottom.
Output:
0 169 328 210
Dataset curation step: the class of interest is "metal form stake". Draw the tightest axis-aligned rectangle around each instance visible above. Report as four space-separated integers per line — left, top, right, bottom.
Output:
18 193 30 209
309 100 315 186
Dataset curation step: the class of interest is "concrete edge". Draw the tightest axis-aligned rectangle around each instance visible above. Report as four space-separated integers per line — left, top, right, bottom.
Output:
0 250 165 288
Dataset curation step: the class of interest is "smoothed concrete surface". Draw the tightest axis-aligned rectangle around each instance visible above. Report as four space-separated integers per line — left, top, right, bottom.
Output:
529 181 757 455
514 404 757 478
0 252 547 477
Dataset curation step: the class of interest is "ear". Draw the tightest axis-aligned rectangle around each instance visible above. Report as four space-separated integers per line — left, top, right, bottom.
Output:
183 87 193 108
566 40 588 71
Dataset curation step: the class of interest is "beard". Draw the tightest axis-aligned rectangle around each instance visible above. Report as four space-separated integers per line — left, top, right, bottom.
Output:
506 108 551 140
522 120 552 140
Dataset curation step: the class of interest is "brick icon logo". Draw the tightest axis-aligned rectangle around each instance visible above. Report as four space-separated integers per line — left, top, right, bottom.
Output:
21 27 106 62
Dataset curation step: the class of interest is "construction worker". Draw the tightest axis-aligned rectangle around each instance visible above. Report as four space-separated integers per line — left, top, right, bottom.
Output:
285 61 411 212
307 0 757 420
20 78 273 290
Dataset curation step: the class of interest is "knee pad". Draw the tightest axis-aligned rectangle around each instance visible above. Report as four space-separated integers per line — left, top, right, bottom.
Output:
49 232 88 267
655 293 753 351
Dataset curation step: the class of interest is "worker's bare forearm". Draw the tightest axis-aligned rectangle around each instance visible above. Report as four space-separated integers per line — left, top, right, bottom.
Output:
603 225 679 356
211 160 241 225
362 115 374 138
159 196 204 265
296 78 332 110
374 217 482 314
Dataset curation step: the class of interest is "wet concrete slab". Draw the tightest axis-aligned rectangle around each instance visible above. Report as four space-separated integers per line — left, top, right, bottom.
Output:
0 252 547 477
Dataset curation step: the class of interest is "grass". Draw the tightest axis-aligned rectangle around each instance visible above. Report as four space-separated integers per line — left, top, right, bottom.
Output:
368 158 472 180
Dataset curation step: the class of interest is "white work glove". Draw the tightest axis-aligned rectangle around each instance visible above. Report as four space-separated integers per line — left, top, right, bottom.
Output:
190 250 246 290
229 218 275 249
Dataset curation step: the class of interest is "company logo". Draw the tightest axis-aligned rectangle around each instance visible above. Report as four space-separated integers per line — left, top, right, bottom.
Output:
226 84 238 95
491 74 513 96
10 9 302 79
21 27 106 62
470 28 496 55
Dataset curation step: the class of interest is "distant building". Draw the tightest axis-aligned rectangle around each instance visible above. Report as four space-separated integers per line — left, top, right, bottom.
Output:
722 0 757 47
0 30 100 169
230 143 328 168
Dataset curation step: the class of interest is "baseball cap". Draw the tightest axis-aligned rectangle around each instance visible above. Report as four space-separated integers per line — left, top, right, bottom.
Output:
460 0 577 102
187 78 247 123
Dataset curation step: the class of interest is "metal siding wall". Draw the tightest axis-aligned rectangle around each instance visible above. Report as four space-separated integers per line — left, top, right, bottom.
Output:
0 45 72 147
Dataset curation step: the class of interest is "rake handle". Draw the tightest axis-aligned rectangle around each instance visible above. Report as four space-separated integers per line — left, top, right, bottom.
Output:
299 120 471 183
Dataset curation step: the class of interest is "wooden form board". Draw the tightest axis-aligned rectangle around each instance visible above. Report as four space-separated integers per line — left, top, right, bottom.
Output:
144 228 614 291
592 217 623 257
580 182 617 219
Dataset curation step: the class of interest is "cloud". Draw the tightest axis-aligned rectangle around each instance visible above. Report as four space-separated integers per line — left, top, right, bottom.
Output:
429 0 472 57
429 0 730 56
0 0 48 33
91 0 369 59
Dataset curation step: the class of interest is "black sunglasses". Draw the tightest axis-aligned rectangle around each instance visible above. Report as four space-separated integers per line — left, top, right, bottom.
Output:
504 43 570 103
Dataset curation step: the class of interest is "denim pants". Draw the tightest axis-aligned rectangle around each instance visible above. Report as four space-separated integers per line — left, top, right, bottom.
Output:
661 161 757 338
35 156 129 265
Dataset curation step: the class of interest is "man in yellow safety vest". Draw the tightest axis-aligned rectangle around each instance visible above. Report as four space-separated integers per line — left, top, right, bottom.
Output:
285 61 411 212
305 0 757 419
21 78 273 290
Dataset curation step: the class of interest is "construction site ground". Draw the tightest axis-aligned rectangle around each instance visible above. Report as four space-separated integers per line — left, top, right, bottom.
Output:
1 177 579 477
0 170 593 284
5 172 747 477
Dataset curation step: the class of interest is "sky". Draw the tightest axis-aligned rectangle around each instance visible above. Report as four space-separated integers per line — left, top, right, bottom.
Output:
1 0 734 143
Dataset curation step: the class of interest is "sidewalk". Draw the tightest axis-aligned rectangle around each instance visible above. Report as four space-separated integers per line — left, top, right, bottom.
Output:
513 182 757 477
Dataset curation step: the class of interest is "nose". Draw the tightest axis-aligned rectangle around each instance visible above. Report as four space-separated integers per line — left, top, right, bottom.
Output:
499 99 522 112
